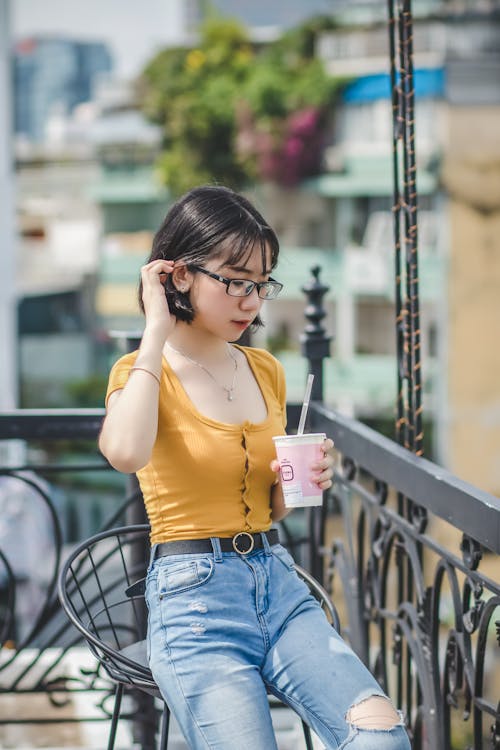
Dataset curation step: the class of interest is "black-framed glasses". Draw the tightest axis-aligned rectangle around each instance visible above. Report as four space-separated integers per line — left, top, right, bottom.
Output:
190 266 283 300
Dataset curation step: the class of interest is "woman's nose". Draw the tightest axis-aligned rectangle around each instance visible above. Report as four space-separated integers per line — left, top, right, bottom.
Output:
239 287 261 310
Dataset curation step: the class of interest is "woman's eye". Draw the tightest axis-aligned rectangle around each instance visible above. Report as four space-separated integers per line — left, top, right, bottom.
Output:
230 280 246 289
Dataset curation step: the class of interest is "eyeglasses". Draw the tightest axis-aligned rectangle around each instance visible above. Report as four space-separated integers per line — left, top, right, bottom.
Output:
190 266 283 300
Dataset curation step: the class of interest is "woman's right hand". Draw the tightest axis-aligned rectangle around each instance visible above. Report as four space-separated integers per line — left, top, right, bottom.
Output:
140 259 176 341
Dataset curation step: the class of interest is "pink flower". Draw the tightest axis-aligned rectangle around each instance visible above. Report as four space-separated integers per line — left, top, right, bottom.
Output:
235 103 327 187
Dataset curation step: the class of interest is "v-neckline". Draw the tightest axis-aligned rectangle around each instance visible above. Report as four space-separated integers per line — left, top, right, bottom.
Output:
161 344 270 430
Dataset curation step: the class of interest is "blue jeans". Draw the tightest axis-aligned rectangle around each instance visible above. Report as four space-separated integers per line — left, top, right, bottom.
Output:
145 537 410 749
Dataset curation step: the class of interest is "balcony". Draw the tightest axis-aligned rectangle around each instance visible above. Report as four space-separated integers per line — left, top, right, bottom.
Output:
1 337 499 749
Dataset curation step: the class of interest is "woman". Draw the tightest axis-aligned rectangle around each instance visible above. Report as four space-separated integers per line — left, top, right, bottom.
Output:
99 185 410 749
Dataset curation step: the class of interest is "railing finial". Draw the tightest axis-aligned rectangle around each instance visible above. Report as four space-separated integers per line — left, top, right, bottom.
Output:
300 265 331 402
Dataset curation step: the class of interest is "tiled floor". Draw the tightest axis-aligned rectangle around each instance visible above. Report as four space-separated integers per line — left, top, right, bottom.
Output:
146 708 321 750
0 696 321 749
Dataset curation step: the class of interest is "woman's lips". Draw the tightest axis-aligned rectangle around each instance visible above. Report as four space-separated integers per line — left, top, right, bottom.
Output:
232 320 251 329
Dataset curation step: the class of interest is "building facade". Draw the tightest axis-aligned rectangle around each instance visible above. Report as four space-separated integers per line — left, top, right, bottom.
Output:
312 8 500 492
13 36 112 142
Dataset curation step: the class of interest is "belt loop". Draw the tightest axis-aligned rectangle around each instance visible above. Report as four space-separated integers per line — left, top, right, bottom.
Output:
210 537 223 562
149 543 159 568
261 531 272 556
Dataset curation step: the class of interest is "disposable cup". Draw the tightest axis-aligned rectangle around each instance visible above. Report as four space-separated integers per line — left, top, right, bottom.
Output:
272 433 326 508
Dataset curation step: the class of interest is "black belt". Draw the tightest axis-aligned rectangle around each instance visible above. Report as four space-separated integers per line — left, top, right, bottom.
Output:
154 529 279 558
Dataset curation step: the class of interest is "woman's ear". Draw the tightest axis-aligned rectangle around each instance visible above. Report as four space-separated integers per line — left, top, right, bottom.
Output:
171 264 193 293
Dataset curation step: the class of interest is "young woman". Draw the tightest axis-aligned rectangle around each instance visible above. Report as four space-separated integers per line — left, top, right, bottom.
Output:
99 185 411 749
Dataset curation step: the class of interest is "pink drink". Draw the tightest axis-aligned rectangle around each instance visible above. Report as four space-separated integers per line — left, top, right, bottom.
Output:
272 433 326 507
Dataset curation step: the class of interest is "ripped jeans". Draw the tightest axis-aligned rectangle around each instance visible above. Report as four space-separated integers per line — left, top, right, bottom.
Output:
145 536 411 750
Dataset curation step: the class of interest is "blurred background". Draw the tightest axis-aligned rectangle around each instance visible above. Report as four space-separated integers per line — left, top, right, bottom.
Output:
1 0 500 494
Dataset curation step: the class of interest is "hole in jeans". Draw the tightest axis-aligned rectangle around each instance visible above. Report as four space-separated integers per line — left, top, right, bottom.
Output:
346 695 401 730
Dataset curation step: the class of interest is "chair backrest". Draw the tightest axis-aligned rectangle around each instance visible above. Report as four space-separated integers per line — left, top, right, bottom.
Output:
294 563 341 634
57 524 154 689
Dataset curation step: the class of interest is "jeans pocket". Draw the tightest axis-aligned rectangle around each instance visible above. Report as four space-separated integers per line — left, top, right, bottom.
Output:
272 545 296 571
157 557 214 597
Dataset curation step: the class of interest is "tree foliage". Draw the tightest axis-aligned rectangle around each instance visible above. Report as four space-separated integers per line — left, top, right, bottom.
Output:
139 15 344 195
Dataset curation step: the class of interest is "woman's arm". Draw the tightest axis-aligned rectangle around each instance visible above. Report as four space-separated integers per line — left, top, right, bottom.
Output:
270 480 291 522
98 327 165 473
98 259 175 473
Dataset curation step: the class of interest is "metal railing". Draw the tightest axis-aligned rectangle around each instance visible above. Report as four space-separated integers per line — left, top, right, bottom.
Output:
310 401 500 749
292 267 500 748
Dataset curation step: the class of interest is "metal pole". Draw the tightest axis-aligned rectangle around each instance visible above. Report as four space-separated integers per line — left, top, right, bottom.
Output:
0 0 18 410
300 266 331 582
300 266 331 403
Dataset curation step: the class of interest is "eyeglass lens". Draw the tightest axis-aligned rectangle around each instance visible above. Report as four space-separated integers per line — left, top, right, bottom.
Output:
228 279 281 299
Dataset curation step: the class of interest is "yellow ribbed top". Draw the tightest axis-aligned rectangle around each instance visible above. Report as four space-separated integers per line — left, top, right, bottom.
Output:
105 346 287 544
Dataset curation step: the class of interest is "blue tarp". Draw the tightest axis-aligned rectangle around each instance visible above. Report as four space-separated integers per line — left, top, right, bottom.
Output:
342 68 445 102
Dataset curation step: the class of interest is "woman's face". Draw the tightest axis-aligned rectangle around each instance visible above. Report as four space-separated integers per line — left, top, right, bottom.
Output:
188 242 272 341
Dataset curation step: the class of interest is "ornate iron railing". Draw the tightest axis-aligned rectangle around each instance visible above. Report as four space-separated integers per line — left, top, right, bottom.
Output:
310 400 500 750
300 266 500 749
0 413 144 746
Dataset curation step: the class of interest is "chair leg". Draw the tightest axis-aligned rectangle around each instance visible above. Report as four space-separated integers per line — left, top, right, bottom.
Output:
301 719 315 750
158 703 171 750
107 683 124 750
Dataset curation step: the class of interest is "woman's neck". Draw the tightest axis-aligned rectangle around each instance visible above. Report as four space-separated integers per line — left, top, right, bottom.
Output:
165 325 231 365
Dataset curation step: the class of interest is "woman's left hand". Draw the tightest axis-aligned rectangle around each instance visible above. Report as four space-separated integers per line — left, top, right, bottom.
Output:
310 437 335 490
270 437 335 490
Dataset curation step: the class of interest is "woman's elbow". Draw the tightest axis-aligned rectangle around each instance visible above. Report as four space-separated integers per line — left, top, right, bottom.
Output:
98 435 149 474
107 454 147 474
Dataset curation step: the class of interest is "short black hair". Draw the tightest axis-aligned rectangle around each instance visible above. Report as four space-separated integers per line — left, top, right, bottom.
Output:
138 185 280 328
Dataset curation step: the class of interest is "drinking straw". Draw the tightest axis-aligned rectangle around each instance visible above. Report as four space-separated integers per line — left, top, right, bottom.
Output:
297 373 315 435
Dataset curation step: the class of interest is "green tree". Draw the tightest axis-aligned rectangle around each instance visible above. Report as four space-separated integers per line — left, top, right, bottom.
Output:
140 18 254 194
139 15 344 195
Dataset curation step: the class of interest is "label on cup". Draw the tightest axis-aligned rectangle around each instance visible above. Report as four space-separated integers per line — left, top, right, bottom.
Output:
272 433 326 508
279 483 305 505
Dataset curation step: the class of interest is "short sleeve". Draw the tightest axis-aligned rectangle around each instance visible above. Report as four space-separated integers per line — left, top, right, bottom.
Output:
104 351 138 407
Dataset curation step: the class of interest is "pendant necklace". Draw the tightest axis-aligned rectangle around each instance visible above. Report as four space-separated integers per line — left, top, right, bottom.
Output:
165 341 238 401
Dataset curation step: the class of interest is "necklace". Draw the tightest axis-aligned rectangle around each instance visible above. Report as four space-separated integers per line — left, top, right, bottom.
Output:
165 342 238 401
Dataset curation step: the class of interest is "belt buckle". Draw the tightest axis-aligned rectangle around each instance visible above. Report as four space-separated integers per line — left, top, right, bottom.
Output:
232 531 255 554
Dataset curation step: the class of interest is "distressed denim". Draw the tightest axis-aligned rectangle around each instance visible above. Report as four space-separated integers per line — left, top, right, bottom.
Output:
145 538 411 750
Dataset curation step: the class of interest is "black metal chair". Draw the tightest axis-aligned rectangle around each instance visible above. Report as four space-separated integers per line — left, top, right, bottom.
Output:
58 524 340 750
